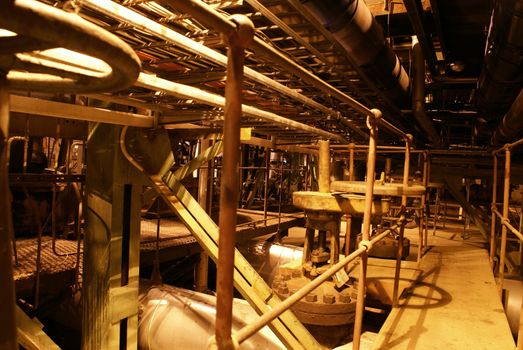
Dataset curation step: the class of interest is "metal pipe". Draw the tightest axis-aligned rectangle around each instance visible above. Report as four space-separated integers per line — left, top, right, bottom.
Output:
345 143 355 259
0 73 18 350
499 146 511 295
137 73 345 142
491 90 523 145
299 0 410 104
393 135 412 306
235 219 402 345
353 110 380 350
412 36 440 145
83 0 369 140
318 140 330 193
214 15 254 350
478 0 523 117
263 148 270 220
491 154 498 265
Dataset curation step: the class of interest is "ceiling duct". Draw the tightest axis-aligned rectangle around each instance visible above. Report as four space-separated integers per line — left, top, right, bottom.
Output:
490 88 523 145
477 0 523 118
300 0 410 105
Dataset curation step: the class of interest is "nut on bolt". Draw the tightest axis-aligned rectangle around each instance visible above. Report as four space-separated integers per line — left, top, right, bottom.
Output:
278 282 289 295
339 291 352 303
323 293 335 304
305 293 318 302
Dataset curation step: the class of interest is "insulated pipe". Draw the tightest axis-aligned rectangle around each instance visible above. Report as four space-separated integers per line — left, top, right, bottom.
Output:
300 0 410 104
138 285 285 350
491 89 523 145
478 0 523 117
412 37 440 145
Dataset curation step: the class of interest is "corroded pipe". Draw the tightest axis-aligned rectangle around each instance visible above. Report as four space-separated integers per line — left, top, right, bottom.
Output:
214 15 254 350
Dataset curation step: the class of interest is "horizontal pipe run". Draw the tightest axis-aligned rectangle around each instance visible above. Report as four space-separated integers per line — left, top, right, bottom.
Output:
81 0 369 140
10 94 155 127
235 219 403 344
137 73 345 142
493 209 523 242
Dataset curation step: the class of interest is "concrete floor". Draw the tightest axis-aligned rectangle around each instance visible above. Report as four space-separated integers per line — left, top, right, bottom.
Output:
372 223 516 350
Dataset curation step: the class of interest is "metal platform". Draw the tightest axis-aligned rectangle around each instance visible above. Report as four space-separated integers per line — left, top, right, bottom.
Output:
372 224 515 350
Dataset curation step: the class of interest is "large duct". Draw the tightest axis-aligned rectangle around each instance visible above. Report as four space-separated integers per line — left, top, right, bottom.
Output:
300 0 410 104
490 88 523 145
412 37 440 145
477 0 523 117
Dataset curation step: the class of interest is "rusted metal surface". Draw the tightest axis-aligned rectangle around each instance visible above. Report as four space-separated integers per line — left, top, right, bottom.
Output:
330 180 425 197
215 14 254 350
292 191 390 217
0 73 17 350
1 0 140 93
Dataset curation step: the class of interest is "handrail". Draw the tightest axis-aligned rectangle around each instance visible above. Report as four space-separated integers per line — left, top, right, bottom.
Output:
235 218 404 344
493 209 523 243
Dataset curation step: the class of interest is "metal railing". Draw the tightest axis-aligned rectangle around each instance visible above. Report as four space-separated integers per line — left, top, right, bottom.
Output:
490 138 523 350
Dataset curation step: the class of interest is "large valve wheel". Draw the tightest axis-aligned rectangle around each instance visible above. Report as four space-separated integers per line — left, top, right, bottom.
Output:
0 0 141 93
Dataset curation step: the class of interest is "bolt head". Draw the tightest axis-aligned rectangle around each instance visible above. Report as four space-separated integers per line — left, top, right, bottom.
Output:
323 294 336 304
305 293 318 302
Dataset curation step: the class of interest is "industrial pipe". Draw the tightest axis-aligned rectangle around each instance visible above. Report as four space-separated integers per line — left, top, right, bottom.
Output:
499 147 511 295
478 0 523 117
491 89 523 145
138 284 285 350
412 37 440 144
318 140 330 193
300 0 410 104
214 15 254 350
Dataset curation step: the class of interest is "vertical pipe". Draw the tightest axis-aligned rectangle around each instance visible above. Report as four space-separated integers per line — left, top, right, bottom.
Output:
318 139 330 193
393 135 412 306
196 139 211 292
215 15 254 350
0 74 18 350
345 143 355 259
498 147 511 296
384 157 392 182
518 291 523 350
353 110 380 350
263 148 270 220
423 152 430 249
490 154 498 266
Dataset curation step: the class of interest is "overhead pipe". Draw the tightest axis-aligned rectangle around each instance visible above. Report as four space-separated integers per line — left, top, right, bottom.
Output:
491 89 523 145
478 0 523 117
299 0 411 105
412 37 441 145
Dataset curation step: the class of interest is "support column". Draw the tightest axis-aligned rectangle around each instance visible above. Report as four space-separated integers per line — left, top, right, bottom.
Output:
498 146 511 295
82 124 143 350
0 73 18 350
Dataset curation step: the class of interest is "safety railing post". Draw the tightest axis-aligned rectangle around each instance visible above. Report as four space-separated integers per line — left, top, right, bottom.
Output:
490 154 498 266
392 134 412 306
498 146 511 296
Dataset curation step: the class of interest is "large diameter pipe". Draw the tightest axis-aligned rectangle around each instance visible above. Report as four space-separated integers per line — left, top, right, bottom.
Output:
412 37 440 145
300 0 410 104
491 89 523 145
215 16 254 350
478 0 523 117
138 285 285 350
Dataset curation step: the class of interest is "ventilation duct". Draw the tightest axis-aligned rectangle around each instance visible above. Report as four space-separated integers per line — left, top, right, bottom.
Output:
300 0 410 104
477 0 523 118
